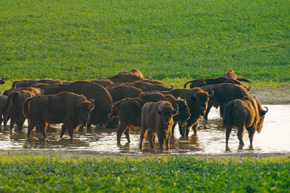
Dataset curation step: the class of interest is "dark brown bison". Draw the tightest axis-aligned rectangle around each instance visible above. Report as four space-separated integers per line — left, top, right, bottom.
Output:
123 81 173 92
171 98 191 135
117 69 144 78
33 81 113 128
201 83 251 120
90 79 114 87
223 69 251 83
183 76 247 89
222 95 268 150
98 74 144 83
0 95 8 125
160 88 213 136
107 85 143 103
140 101 177 151
0 87 44 130
0 75 5 85
23 92 95 139
12 79 62 88
106 92 179 145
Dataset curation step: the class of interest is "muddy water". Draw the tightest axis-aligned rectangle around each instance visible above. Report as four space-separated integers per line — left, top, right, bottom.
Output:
0 105 289 155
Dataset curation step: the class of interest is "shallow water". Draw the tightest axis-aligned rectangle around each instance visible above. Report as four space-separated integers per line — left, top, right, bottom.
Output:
0 105 289 155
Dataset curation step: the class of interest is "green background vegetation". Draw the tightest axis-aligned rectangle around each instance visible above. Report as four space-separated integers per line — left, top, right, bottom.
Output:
0 154 289 192
0 0 289 90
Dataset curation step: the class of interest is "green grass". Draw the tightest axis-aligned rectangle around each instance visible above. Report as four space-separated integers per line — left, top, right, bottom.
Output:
0 0 289 85
0 154 289 192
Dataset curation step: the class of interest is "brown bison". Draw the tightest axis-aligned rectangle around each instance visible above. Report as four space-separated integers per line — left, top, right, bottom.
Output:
0 75 5 85
107 85 143 103
106 92 179 145
0 87 43 131
222 95 268 150
183 76 247 89
123 81 173 92
140 101 177 151
23 92 95 139
12 79 62 88
98 74 144 83
0 95 8 125
223 69 251 83
117 69 145 78
201 83 251 120
160 88 213 136
90 79 114 87
33 81 113 128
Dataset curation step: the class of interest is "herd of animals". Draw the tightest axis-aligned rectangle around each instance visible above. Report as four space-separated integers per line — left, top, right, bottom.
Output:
0 69 268 151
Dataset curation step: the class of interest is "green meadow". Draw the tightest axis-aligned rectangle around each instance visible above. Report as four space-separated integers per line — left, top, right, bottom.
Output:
0 0 289 90
0 154 289 192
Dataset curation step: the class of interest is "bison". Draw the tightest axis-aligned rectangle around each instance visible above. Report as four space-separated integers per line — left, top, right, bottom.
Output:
117 69 145 78
23 92 95 139
12 79 62 88
160 88 213 136
222 95 268 150
223 69 251 83
33 81 113 128
0 75 5 85
0 95 8 125
98 74 144 83
106 92 179 145
201 83 251 120
139 101 177 151
183 76 247 89
107 85 143 103
122 81 173 92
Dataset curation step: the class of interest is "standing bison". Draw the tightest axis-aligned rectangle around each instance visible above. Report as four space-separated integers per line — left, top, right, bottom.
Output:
23 92 95 139
222 95 268 150
139 101 177 151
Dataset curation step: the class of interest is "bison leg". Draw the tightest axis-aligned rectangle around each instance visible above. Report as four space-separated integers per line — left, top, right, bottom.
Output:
148 131 155 150
68 127 74 140
139 127 147 150
225 124 233 150
248 128 255 147
16 117 26 132
27 122 38 138
60 125 67 138
9 118 16 132
39 121 48 138
219 105 225 118
157 132 164 151
237 126 245 146
204 103 213 120
165 136 170 151
124 127 131 143
117 122 128 145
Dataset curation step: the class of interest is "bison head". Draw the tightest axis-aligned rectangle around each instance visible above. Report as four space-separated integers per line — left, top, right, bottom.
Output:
76 99 95 126
157 101 177 128
174 98 191 123
191 88 211 116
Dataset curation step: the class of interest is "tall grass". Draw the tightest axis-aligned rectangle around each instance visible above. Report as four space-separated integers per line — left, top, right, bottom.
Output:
0 0 289 83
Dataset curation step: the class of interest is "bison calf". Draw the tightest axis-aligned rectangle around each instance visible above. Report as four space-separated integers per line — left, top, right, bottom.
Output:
222 96 268 150
140 101 177 151
23 92 94 139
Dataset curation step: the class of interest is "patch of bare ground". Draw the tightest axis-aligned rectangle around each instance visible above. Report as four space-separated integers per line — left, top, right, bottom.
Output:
251 87 290 104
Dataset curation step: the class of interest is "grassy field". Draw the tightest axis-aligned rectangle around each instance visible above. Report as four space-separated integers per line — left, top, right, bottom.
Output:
0 154 289 192
0 0 289 87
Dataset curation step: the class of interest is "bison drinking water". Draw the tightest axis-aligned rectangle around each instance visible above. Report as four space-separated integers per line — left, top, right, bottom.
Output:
222 95 268 150
23 92 95 139
139 101 177 151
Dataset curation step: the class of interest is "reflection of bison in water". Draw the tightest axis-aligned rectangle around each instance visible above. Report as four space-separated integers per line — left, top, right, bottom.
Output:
23 92 95 139
140 101 177 151
222 95 268 150
201 83 250 120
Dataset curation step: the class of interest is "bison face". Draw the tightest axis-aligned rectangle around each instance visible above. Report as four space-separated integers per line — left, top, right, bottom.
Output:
191 92 209 116
76 99 95 126
157 104 176 129
174 99 191 123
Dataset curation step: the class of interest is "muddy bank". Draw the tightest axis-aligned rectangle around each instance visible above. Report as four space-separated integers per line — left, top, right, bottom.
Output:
251 87 290 104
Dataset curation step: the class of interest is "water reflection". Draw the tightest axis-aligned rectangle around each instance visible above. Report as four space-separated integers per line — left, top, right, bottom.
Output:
0 105 289 155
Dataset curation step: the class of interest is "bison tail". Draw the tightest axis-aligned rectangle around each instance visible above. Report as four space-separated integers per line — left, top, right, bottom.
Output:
0 91 19 115
22 97 33 118
183 80 194 88
222 103 233 128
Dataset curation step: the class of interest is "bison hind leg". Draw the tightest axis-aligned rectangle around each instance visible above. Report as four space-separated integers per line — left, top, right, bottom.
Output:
39 121 48 138
60 125 67 138
27 122 38 138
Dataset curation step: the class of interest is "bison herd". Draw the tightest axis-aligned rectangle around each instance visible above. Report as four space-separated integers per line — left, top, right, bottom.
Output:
0 69 268 151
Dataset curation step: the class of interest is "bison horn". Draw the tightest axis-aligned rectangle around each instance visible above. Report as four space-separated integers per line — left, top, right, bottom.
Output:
247 85 251 91
264 107 268 113
170 85 174 89
208 89 214 98
0 75 4 80
89 99 95 104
